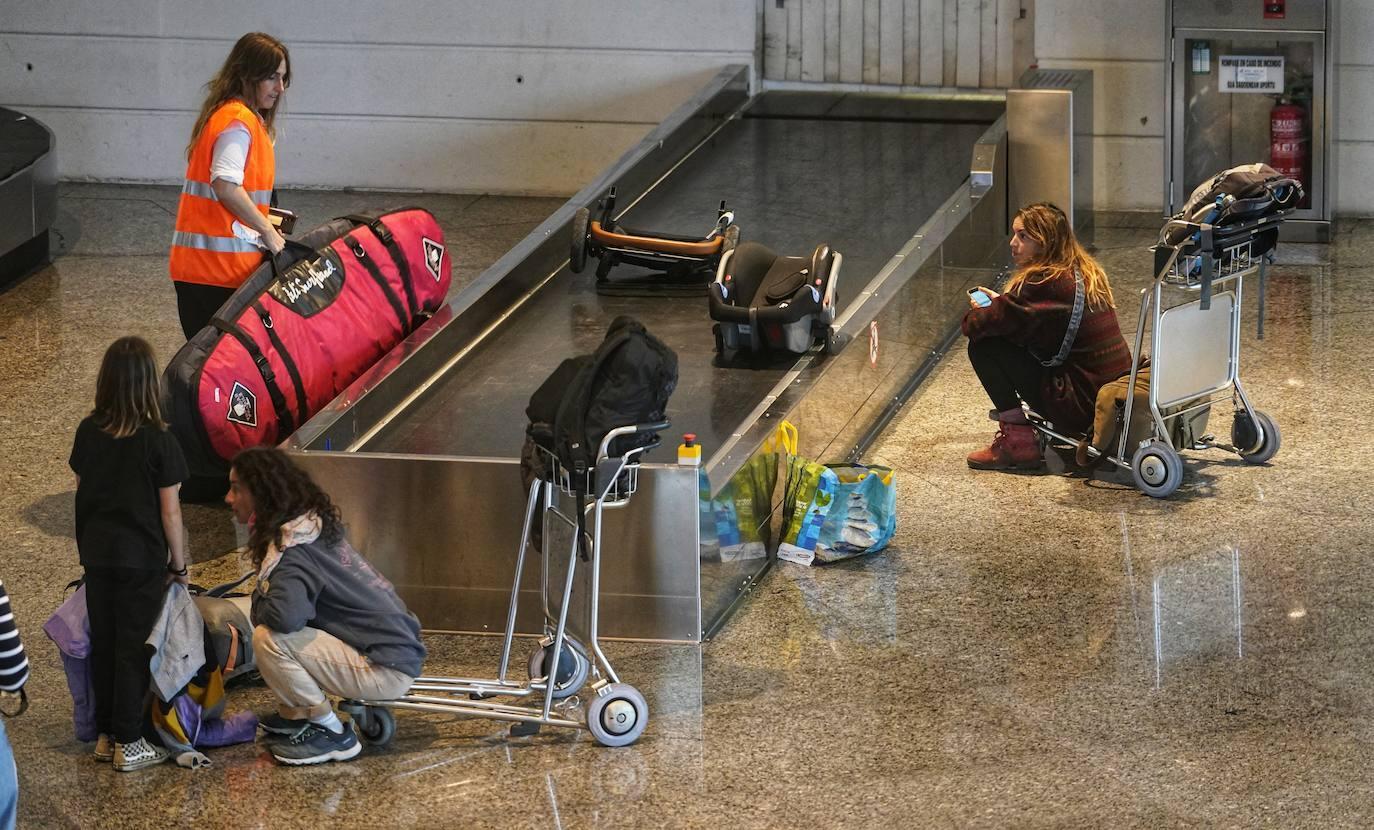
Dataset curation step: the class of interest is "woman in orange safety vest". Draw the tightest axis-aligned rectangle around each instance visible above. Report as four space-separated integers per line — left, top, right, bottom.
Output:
169 32 291 339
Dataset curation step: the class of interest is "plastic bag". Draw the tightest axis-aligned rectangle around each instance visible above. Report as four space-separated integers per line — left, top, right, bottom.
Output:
699 421 791 562
778 456 839 565
780 461 896 566
813 465 897 563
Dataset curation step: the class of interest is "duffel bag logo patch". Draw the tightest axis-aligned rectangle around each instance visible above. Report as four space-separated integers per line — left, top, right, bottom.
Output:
227 381 258 427
268 249 346 318
422 238 445 282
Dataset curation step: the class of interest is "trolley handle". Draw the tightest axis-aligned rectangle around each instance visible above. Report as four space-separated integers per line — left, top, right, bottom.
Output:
597 421 670 462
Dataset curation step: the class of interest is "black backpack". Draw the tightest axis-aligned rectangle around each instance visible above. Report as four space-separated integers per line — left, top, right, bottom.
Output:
1161 163 1303 249
524 316 677 557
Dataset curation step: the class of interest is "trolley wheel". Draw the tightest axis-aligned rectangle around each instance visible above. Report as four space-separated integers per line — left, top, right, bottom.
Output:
348 705 396 748
1233 409 1281 465
570 208 590 274
1131 439 1184 498
721 224 740 255
585 683 648 747
528 637 590 700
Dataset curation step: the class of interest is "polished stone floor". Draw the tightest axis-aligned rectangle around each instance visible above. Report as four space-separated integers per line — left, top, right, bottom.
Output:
3 186 1372 827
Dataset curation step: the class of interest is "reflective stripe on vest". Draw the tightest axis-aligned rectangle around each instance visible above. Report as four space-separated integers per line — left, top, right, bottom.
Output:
171 231 263 254
180 179 272 205
170 100 276 288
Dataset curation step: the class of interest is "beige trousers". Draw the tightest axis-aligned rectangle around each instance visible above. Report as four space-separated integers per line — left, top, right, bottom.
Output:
253 625 412 720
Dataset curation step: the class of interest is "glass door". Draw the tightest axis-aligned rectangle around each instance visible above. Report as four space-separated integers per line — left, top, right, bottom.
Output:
1170 29 1324 219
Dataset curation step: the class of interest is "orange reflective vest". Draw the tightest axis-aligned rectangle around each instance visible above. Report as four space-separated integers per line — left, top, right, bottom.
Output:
169 100 276 288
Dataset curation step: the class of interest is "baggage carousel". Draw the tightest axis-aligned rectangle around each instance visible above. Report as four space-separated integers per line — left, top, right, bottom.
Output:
0 107 57 285
286 66 1016 641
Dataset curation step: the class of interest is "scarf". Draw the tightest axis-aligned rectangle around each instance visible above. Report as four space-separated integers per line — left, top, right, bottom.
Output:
255 512 322 582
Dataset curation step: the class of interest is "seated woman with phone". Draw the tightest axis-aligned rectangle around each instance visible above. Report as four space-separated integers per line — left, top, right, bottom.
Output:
960 202 1133 471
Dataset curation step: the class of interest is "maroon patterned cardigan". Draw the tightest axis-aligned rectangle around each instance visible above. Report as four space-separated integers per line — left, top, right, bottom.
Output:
962 269 1133 433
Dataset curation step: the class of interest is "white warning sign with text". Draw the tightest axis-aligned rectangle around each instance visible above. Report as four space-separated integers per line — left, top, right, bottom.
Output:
1219 55 1284 94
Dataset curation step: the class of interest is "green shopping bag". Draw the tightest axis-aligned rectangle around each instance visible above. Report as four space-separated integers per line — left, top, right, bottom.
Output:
778 453 839 565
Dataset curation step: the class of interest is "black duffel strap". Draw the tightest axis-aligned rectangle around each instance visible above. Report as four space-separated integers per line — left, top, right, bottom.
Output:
344 233 410 332
212 314 296 441
250 300 308 430
341 213 419 320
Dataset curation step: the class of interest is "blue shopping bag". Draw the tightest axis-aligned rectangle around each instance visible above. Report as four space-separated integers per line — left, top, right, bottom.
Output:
812 465 897 564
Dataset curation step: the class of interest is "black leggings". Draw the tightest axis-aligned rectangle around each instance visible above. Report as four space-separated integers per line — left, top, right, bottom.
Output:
174 281 236 340
84 567 165 743
968 336 1047 414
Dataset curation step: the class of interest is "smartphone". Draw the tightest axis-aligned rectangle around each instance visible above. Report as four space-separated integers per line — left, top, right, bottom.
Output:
268 206 297 235
968 287 993 307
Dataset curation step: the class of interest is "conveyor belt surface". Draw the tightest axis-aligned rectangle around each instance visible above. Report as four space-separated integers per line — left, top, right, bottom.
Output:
364 111 993 458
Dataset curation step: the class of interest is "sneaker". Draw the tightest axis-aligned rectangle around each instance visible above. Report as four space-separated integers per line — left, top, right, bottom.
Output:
259 711 310 736
113 737 170 772
93 733 114 762
268 723 361 766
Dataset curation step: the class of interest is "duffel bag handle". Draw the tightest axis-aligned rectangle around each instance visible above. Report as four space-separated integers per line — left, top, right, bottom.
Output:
269 239 319 279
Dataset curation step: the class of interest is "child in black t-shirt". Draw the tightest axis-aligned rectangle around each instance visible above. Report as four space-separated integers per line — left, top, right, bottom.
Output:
68 336 189 772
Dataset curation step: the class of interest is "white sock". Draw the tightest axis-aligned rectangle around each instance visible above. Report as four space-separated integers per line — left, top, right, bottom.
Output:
311 710 344 734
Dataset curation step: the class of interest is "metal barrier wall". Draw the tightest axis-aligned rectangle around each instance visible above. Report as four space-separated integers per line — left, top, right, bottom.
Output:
291 452 702 642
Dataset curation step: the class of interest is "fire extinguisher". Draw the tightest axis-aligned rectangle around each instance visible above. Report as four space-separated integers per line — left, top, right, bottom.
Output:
1270 98 1309 208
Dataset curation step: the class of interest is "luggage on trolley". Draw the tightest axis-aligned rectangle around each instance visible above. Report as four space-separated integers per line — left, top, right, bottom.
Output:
1032 165 1302 498
339 318 677 748
339 421 668 749
570 186 739 295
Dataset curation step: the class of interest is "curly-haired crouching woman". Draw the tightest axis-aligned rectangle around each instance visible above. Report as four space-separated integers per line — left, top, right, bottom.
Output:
962 203 1133 470
227 447 424 765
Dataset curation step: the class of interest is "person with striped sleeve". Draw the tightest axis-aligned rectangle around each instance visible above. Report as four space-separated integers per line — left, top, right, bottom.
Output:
169 32 292 339
1 576 31 830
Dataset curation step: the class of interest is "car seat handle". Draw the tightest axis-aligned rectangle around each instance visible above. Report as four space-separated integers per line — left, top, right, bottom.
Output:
810 244 832 280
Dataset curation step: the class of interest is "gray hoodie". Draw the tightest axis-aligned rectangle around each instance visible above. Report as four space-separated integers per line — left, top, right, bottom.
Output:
251 528 425 678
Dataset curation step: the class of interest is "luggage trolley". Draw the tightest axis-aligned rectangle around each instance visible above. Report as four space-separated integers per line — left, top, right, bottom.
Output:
339 421 668 748
1032 208 1289 498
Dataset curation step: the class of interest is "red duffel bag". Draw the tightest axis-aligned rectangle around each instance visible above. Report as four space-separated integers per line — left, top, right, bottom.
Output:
163 207 451 499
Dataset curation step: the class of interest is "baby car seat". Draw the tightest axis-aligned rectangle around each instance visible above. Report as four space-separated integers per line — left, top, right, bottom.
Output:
709 241 841 355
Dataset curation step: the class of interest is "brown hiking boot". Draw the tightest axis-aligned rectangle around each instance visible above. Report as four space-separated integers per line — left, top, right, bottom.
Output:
967 422 1043 470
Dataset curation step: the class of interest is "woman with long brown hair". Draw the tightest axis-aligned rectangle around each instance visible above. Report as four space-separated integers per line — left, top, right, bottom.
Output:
961 203 1133 470
69 336 189 771
169 32 292 339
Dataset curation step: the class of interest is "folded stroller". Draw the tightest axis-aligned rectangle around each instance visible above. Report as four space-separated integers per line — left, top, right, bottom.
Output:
708 241 841 356
571 187 739 295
